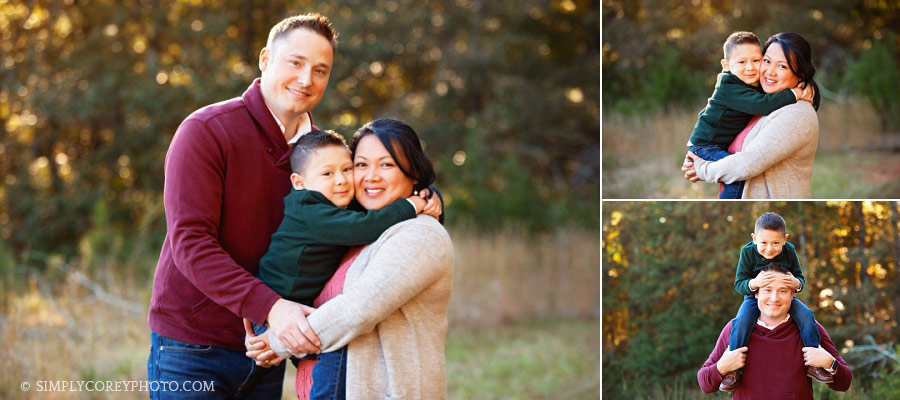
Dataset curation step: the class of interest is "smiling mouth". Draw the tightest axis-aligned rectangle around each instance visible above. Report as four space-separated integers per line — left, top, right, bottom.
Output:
287 87 309 97
364 188 384 195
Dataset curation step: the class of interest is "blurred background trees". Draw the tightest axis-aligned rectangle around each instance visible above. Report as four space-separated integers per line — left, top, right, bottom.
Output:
603 0 900 130
0 0 601 279
603 201 900 398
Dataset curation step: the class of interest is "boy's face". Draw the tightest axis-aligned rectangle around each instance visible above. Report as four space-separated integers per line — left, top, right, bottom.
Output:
721 43 763 86
290 145 354 207
751 228 789 260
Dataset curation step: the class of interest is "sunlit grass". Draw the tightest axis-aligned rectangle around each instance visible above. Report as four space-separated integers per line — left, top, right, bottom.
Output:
603 98 900 199
0 226 600 399
446 319 600 399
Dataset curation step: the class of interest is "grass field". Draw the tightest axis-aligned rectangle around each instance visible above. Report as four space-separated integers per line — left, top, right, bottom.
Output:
0 227 600 399
602 99 900 199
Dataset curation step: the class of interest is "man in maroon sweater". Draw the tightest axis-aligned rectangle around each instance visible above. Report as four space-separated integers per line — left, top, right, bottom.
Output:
147 14 337 398
697 263 852 399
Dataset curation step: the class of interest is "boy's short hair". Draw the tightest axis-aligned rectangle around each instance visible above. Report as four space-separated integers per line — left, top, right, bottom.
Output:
267 13 338 53
290 130 348 174
761 261 790 275
755 212 786 235
723 31 760 60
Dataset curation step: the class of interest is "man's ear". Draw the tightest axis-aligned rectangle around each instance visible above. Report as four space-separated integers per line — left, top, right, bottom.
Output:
290 173 305 190
259 47 271 73
721 58 729 71
783 233 790 242
750 232 757 243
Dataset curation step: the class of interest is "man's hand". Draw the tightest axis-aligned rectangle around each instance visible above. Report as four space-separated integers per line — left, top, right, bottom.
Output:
243 318 284 367
716 347 748 376
682 153 700 182
266 298 321 356
749 271 776 291
802 346 835 369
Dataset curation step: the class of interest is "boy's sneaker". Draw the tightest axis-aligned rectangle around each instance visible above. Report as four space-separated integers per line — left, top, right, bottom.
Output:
807 366 834 383
719 371 741 392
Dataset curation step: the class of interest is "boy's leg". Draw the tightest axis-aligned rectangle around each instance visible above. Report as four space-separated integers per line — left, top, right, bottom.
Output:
688 145 745 199
728 296 759 353
789 298 833 383
310 347 347 400
789 298 821 348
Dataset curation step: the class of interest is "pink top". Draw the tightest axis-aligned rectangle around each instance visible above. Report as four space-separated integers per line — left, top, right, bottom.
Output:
718 115 761 196
294 246 363 400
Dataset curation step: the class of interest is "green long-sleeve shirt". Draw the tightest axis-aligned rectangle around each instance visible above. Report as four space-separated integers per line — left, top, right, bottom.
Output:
734 241 805 296
689 72 797 147
258 189 416 305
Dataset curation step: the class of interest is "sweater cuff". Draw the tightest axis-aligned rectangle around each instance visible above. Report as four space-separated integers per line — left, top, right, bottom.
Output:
242 283 282 326
405 198 419 213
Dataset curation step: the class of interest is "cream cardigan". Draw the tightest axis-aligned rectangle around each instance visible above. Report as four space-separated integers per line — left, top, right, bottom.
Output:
306 215 454 399
693 101 819 199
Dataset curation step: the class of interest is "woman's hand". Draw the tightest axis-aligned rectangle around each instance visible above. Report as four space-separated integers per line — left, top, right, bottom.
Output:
243 318 285 367
682 152 701 182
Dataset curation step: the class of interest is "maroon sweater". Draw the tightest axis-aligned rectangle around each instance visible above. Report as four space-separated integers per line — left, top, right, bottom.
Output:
698 320 852 399
149 79 314 350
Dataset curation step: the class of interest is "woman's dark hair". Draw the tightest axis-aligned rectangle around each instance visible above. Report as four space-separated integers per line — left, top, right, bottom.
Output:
764 32 820 111
349 119 436 193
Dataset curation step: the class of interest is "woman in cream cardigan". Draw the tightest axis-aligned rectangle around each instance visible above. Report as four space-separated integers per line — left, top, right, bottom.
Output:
683 32 820 198
248 119 454 399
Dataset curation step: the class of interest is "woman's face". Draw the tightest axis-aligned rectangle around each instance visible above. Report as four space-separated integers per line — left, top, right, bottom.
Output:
760 43 801 94
353 135 416 210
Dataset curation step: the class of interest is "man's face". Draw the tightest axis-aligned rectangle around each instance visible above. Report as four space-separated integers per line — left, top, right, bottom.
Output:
752 228 788 260
755 271 793 323
259 28 333 121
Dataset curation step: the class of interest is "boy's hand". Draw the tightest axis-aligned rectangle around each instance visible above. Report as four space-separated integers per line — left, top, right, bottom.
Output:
795 83 815 104
750 271 776 291
780 272 801 291
407 195 427 214
417 188 442 219
717 347 748 375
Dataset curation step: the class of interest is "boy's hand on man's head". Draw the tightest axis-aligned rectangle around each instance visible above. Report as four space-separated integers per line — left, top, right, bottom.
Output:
750 271 776 291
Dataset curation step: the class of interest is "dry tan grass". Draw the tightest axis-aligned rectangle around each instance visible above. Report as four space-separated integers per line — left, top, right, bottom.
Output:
0 226 600 399
602 98 896 198
447 227 601 328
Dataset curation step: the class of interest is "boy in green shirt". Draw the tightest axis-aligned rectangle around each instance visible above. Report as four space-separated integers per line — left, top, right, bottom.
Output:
253 129 433 398
719 212 832 392
687 31 812 198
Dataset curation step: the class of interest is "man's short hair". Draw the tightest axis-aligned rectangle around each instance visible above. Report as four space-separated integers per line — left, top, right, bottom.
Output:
723 31 760 60
755 212 786 235
760 261 790 275
267 13 338 53
290 130 348 174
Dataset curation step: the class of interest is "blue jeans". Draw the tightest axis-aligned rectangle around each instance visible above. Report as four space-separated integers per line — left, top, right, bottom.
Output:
147 331 285 399
689 145 745 199
729 296 821 374
310 347 347 400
